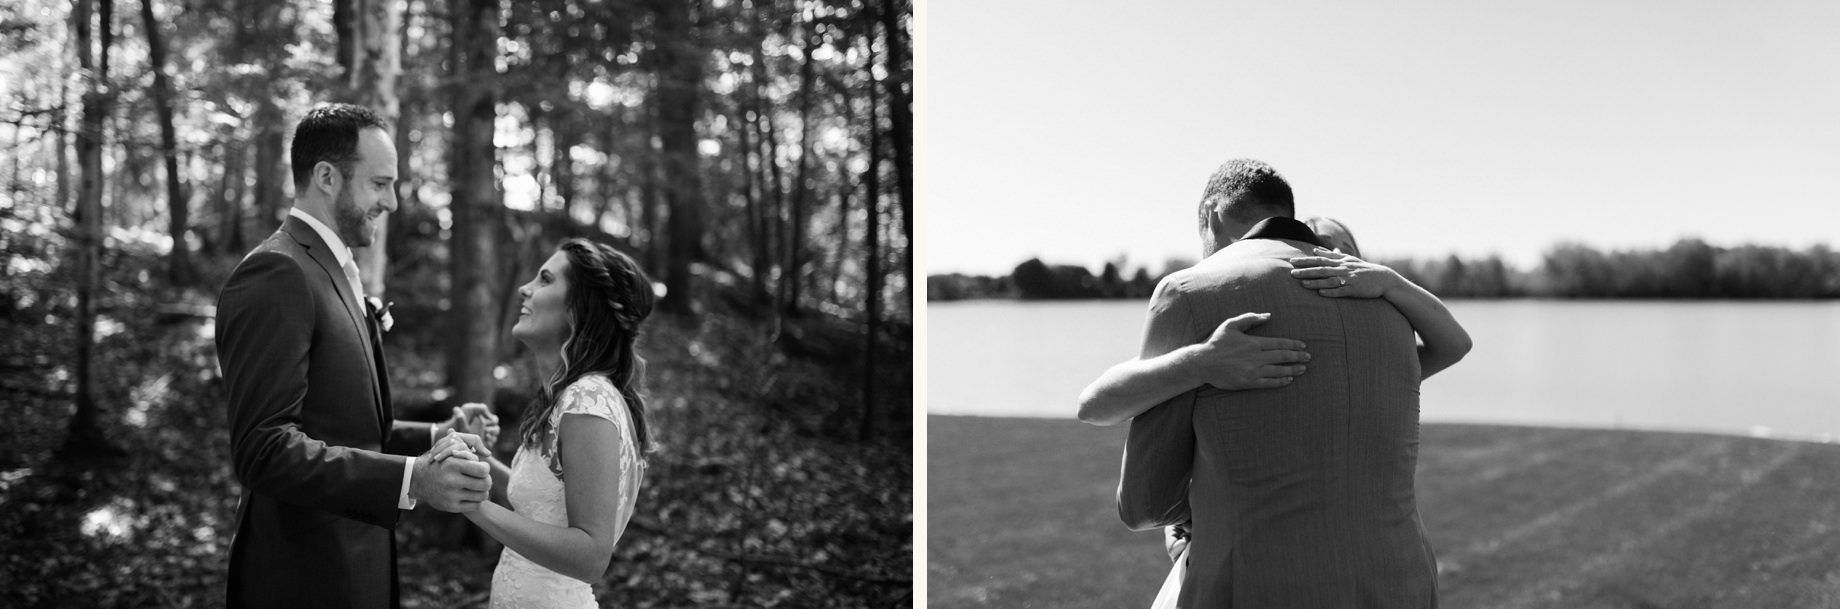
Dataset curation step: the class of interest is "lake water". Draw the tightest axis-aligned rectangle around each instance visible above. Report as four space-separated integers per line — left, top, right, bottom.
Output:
927 300 1840 439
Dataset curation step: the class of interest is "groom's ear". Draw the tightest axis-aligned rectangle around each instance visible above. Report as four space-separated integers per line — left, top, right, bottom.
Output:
312 161 342 196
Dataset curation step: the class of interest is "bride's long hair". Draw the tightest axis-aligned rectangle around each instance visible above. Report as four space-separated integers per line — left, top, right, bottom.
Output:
517 238 655 477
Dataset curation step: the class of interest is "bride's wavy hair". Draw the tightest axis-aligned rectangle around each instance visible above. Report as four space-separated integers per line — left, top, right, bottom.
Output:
518 238 656 477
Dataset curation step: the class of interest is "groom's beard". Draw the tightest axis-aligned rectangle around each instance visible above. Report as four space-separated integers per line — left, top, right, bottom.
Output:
333 183 375 248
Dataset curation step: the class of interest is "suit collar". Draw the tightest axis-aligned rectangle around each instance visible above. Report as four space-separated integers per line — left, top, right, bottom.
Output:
287 207 355 270
1238 216 1326 248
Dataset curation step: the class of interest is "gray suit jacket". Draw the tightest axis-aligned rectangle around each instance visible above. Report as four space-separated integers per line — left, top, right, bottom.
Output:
1118 235 1437 609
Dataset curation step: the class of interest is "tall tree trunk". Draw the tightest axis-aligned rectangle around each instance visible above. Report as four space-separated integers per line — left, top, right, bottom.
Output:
387 102 414 263
742 12 773 310
650 0 704 316
528 105 549 212
878 0 912 286
386 1 416 266
55 60 70 214
65 0 120 458
552 111 579 219
749 33 785 324
217 139 247 254
829 76 856 306
859 32 884 443
141 0 193 287
739 66 768 308
595 128 616 230
782 15 818 318
251 98 286 235
337 0 402 299
447 0 502 404
637 116 659 273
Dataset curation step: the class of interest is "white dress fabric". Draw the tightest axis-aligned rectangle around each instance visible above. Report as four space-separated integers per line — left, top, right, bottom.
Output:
489 376 643 609
1150 546 1187 609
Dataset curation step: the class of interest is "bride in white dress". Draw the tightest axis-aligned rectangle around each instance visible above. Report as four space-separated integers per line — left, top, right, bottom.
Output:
432 238 655 608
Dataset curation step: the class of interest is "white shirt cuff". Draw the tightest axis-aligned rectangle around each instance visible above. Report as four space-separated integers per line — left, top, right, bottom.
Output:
398 456 418 510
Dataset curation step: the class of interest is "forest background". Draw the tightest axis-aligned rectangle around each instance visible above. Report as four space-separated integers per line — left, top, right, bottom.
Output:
0 0 913 606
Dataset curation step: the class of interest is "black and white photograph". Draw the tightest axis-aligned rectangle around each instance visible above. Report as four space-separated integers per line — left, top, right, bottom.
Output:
0 0 912 606
926 1 1840 607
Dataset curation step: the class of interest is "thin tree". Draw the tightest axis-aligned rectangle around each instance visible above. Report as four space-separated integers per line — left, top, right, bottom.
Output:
335 0 402 298
65 0 122 458
141 0 194 287
447 0 504 404
878 0 911 280
651 0 707 315
858 10 884 443
782 12 820 317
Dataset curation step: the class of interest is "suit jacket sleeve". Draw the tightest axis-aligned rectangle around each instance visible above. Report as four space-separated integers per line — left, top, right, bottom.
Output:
386 421 434 456
219 251 409 528
1117 276 1200 531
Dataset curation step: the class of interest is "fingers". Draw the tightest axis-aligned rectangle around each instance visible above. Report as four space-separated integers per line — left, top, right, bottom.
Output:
457 475 491 493
1257 363 1308 378
429 443 459 463
1311 247 1351 259
1289 256 1339 269
1290 265 1346 279
459 402 497 424
1245 335 1307 352
449 432 494 459
1250 376 1293 389
449 457 491 479
1252 348 1309 365
1298 277 1349 290
1218 312 1272 333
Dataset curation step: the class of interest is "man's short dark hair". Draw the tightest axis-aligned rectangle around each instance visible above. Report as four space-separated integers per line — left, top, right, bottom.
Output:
1198 158 1295 227
290 103 388 192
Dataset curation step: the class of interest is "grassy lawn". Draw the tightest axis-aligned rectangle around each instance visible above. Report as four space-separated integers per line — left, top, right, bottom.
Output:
928 415 1840 609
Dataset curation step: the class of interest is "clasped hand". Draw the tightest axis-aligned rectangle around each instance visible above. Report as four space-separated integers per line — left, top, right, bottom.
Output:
412 432 494 513
1288 247 1398 298
437 402 502 447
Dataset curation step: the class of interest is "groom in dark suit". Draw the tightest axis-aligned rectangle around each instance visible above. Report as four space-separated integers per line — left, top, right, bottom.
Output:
216 104 493 609
1118 159 1438 608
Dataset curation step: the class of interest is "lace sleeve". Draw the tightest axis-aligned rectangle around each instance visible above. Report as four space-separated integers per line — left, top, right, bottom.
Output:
550 376 645 531
556 376 632 439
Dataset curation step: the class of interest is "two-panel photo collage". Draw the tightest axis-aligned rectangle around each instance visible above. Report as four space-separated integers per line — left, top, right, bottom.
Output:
3 0 1838 607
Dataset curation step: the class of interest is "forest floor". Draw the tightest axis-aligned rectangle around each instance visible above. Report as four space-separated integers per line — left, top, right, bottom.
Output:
928 415 1840 609
0 246 912 608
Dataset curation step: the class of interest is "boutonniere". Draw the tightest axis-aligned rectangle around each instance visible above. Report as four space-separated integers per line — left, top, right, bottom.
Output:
367 297 395 333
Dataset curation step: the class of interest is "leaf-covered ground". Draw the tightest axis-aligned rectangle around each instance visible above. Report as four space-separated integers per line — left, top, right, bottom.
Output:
928 415 1840 609
0 232 911 608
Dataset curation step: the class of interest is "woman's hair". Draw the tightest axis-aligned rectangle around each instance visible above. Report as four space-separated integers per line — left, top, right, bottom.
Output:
518 238 656 477
1305 216 1362 258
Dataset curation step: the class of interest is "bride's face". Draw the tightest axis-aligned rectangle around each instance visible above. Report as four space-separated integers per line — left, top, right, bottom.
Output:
513 252 573 352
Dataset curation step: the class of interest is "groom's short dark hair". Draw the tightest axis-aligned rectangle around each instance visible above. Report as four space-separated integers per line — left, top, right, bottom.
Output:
1199 158 1295 226
290 103 389 192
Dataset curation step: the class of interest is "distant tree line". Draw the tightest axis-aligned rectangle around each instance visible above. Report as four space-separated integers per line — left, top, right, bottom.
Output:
929 239 1840 301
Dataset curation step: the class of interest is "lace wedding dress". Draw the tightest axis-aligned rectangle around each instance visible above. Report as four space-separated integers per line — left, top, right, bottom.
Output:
490 376 644 609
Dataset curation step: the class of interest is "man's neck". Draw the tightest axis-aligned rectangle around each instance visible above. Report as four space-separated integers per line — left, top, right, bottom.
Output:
288 204 353 266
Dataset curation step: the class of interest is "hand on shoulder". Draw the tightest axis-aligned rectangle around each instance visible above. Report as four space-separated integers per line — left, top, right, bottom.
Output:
1288 247 1399 299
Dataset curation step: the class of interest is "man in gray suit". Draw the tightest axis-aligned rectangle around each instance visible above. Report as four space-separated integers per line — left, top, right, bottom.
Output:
1118 159 1441 608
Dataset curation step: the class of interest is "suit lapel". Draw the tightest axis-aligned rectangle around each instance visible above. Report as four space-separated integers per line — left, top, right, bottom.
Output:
363 303 392 433
282 218 387 424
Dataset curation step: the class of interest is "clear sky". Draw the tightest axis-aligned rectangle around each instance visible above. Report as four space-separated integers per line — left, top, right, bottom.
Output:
922 0 1840 275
